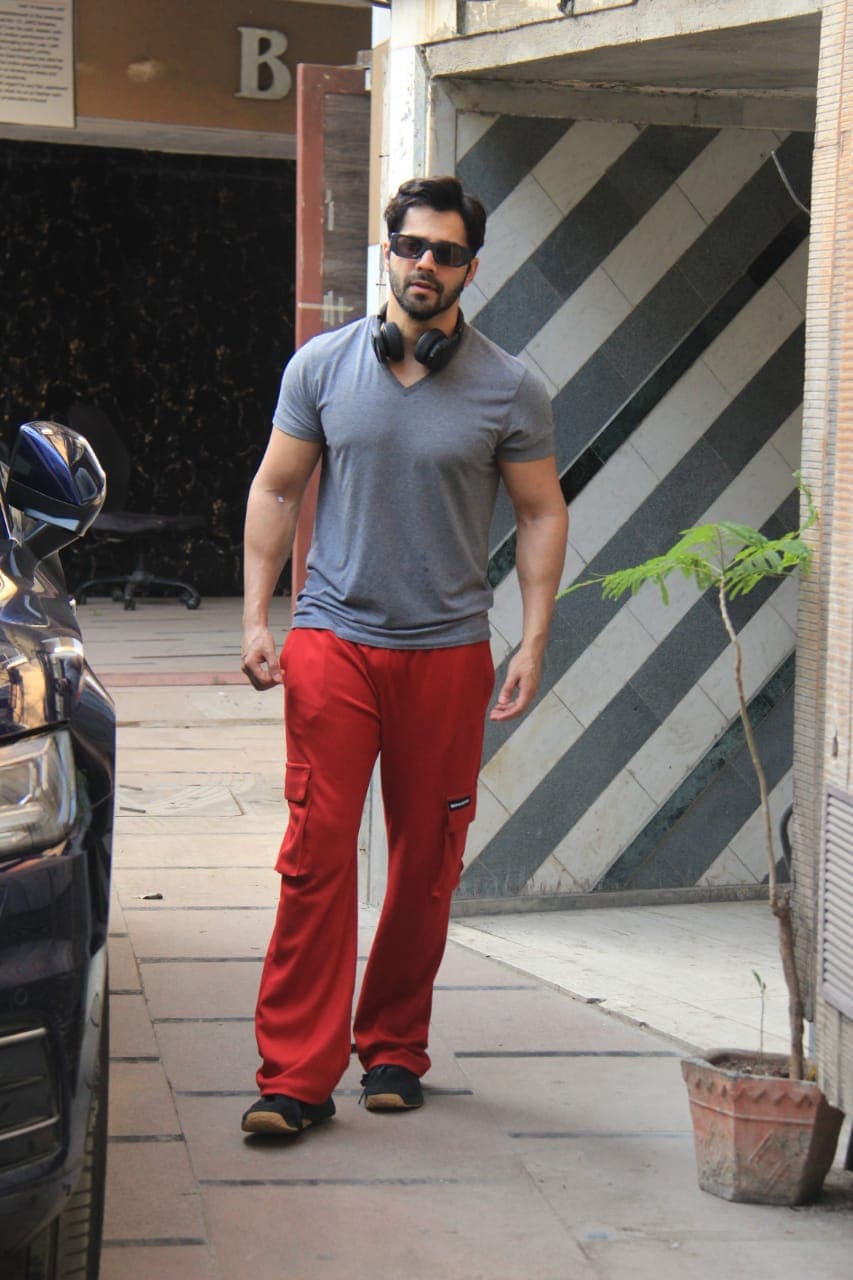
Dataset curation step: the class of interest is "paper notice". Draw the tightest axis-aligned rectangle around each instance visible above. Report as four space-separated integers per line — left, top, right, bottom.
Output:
0 0 74 127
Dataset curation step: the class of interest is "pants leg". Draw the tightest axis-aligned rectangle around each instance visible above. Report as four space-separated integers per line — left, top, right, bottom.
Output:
254 629 380 1102
353 641 494 1076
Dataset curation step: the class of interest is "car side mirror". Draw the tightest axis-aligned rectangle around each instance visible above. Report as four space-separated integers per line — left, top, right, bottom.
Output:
5 420 106 560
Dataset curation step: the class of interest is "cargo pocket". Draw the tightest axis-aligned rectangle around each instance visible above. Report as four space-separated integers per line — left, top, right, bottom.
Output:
432 795 476 898
275 762 312 879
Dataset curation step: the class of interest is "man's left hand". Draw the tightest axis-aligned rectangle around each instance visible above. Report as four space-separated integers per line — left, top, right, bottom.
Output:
489 650 541 721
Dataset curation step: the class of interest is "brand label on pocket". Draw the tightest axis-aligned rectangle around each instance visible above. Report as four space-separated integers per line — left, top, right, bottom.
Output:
448 796 472 811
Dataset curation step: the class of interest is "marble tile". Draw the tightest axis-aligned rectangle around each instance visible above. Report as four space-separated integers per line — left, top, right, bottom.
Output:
474 258 563 354
603 185 706 306
567 441 659 564
526 267 633 391
488 623 512 669
455 110 498 161
629 361 730 482
608 125 716 221
676 127 781 223
523 851 582 896
770 404 804 471
458 115 570 212
481 691 585 814
622 570 698 645
517 346 559 398
627 685 729 806
726 770 794 882
552 607 658 729
461 275 488 321
533 119 639 215
489 570 525 649
556 542 589 595
697 844 761 889
768 572 799 630
774 235 810 308
547 771 659 893
701 278 804 397
473 173 563 300
698 606 795 723
463 779 512 866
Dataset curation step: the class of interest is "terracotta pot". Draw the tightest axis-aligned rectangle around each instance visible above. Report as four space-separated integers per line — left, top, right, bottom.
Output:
681 1050 845 1205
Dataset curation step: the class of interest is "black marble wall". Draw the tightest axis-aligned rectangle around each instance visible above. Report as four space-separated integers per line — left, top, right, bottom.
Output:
0 139 296 596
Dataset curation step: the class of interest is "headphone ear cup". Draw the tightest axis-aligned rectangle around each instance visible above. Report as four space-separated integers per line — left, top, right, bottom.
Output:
414 328 456 372
371 316 405 365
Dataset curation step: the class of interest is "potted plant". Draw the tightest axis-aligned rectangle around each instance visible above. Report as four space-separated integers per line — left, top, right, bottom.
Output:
559 479 845 1204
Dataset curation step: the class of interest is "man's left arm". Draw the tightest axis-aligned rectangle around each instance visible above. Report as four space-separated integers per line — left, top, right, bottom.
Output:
491 456 568 722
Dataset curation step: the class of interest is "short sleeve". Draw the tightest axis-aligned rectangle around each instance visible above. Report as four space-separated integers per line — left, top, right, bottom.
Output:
272 344 325 443
496 367 556 462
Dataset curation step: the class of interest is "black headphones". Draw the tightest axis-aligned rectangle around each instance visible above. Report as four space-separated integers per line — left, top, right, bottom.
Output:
371 307 465 373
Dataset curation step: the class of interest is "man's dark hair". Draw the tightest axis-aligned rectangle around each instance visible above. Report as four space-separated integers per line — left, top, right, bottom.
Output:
384 176 486 256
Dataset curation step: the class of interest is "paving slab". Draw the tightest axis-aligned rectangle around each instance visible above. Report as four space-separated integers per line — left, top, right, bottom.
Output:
121 906 276 959
100 1244 219 1280
107 934 141 992
141 959 265 1020
581 1236 853 1280
202 1178 598 1280
80 600 852 1280
109 992 160 1057
108 1060 183 1138
115 865 278 908
459 1055 693 1138
431 982 679 1054
103 1140 206 1244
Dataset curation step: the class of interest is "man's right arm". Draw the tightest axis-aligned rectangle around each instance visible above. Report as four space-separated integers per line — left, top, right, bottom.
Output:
241 429 322 690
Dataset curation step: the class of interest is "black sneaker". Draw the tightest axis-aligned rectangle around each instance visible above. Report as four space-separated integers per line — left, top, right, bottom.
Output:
360 1064 424 1111
241 1093 335 1136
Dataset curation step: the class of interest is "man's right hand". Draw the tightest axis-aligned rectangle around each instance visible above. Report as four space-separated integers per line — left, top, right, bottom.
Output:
241 625 283 690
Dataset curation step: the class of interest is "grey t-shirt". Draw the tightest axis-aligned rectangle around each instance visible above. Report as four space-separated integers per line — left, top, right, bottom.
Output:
273 316 555 648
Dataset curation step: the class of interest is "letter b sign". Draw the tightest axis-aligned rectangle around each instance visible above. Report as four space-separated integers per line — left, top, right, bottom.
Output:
236 27 292 100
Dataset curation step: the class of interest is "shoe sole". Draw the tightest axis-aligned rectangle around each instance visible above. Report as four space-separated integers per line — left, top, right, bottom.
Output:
241 1112 308 1135
363 1093 423 1111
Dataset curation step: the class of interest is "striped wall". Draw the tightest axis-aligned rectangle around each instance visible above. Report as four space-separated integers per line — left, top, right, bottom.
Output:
451 111 812 908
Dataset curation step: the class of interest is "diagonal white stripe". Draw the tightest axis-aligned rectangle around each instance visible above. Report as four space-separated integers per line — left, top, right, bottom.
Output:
699 771 793 887
478 415 801 838
522 129 786 397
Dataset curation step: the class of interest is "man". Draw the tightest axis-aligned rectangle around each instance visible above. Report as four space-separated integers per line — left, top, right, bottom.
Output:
240 176 567 1136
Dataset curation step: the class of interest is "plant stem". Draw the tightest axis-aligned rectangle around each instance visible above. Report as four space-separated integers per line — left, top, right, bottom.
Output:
717 579 804 1080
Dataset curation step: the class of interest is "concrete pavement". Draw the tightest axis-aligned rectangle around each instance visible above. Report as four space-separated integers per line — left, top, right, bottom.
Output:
79 598 851 1280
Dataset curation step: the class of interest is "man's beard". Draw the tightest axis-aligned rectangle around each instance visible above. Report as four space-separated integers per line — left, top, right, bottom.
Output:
388 264 466 322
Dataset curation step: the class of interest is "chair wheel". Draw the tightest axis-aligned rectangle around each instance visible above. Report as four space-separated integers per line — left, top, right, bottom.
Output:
123 597 136 611
183 595 201 610
112 589 124 602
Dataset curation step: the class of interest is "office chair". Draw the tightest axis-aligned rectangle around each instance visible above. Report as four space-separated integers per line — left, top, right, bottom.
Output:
69 403 203 610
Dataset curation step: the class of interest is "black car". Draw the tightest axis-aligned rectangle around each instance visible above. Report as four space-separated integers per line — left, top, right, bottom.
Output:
0 421 115 1279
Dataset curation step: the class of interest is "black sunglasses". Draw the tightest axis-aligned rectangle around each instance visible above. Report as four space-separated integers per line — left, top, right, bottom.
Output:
389 232 473 269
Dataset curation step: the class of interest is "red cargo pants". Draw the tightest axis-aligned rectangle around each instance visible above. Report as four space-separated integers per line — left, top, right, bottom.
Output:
254 627 495 1103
